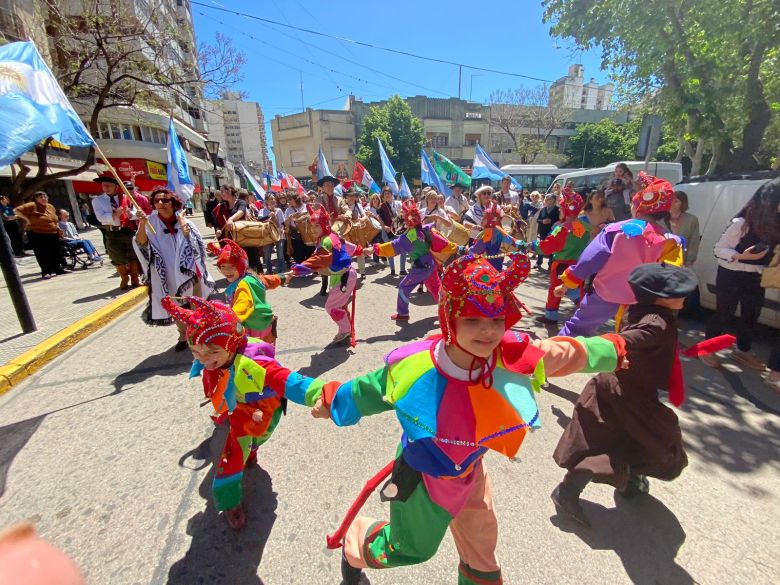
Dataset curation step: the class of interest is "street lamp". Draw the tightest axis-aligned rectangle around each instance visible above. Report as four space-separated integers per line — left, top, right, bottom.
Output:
204 140 221 188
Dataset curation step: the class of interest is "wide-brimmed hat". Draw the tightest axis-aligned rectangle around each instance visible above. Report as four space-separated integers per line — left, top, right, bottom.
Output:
474 185 494 198
316 175 340 187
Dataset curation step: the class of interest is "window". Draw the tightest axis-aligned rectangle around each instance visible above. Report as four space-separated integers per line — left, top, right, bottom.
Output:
98 123 110 139
426 132 448 147
132 126 142 141
464 133 481 146
121 125 133 141
331 147 348 162
290 149 305 166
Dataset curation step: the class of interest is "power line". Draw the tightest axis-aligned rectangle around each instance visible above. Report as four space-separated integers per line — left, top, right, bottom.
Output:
191 1 555 84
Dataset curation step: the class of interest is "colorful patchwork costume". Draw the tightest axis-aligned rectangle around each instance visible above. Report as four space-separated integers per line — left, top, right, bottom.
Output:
373 200 457 321
257 253 626 584
469 202 526 271
208 239 285 342
161 297 285 530
291 206 363 343
557 174 684 337
531 187 591 322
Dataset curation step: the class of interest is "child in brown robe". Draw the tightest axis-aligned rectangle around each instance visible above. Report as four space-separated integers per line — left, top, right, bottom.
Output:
551 262 699 527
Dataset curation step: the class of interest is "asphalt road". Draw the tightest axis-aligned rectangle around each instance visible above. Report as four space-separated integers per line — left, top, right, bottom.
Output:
0 255 778 585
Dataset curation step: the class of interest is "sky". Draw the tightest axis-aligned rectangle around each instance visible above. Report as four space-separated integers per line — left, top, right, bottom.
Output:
191 0 609 169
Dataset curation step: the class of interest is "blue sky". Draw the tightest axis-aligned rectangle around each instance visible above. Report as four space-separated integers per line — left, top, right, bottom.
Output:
191 0 608 168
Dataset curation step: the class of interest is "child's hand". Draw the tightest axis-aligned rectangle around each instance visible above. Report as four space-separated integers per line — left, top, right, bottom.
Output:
553 284 567 298
251 410 264 423
310 398 331 419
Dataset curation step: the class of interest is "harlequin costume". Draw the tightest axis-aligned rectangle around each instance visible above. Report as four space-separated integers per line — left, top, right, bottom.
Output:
469 202 525 272
257 253 627 584
551 263 712 527
373 200 457 321
207 239 286 343
161 296 284 530
557 174 684 337
290 206 363 344
531 187 590 323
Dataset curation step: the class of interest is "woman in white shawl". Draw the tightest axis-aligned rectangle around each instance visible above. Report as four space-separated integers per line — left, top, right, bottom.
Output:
133 187 215 351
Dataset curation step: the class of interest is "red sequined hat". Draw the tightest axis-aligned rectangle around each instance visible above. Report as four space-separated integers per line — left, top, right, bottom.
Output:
207 239 248 275
307 203 332 236
161 296 246 352
438 253 531 344
482 202 503 228
402 200 422 228
559 186 584 218
632 172 674 214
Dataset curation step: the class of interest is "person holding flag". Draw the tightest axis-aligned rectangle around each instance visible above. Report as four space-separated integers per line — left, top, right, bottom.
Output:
353 161 380 194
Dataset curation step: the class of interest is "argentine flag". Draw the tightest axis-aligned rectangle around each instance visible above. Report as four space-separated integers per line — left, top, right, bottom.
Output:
166 115 194 204
0 41 93 167
377 139 399 196
399 173 412 199
472 143 523 190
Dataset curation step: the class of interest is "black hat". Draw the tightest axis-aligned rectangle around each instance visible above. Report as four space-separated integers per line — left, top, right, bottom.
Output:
316 175 339 187
123 181 135 189
628 263 698 302
93 175 120 186
452 182 466 189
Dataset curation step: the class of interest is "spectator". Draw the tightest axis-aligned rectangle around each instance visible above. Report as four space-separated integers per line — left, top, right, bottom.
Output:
444 182 469 219
496 175 520 206
702 179 780 370
605 163 634 221
259 194 286 274
378 188 400 276
14 191 68 279
670 191 700 266
204 189 219 230
57 209 102 263
133 188 215 351
582 190 616 237
535 193 560 269
0 194 25 256
284 193 315 264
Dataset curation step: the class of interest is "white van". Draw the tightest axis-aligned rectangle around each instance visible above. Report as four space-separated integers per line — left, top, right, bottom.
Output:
677 177 779 329
549 161 684 193
500 164 581 193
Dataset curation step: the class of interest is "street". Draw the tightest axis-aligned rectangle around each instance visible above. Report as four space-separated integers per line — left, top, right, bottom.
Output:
0 239 778 585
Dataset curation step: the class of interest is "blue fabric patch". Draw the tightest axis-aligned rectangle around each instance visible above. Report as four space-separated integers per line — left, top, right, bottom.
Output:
394 368 446 441
224 365 237 412
490 368 541 429
283 371 314 406
619 219 647 238
331 381 363 427
212 472 242 488
189 359 204 379
401 437 487 478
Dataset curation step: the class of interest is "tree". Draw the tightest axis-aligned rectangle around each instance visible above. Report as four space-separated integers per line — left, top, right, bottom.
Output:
6 0 245 204
487 84 568 164
565 118 678 168
543 0 780 174
356 95 425 184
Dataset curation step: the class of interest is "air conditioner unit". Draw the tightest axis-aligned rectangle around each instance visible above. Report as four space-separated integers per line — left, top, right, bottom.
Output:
348 147 354 154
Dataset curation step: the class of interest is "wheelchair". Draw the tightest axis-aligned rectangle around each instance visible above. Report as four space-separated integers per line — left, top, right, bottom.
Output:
61 240 96 270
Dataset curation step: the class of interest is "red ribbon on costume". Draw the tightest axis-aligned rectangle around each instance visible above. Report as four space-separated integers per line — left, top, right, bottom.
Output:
349 285 357 348
667 335 736 407
326 460 395 549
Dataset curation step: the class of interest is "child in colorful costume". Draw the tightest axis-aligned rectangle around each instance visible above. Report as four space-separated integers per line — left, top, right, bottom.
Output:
469 201 526 272
288 205 363 344
531 187 591 324
259 252 628 584
373 199 457 322
555 173 684 337
551 263 700 527
207 239 286 343
161 297 284 531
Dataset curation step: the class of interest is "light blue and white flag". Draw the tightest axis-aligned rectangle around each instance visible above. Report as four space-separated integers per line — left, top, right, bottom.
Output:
166 115 194 204
241 163 265 202
472 143 522 190
377 138 399 195
420 149 451 196
316 145 335 182
399 173 412 199
0 41 93 167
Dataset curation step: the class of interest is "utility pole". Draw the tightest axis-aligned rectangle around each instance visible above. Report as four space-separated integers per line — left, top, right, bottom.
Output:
0 219 36 334
458 65 462 99
300 71 305 112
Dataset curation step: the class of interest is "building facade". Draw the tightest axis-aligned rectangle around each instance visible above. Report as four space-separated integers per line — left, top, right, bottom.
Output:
549 65 614 111
205 92 273 177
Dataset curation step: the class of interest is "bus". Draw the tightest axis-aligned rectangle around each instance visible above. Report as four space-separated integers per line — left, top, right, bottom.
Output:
499 164 582 193
549 161 684 194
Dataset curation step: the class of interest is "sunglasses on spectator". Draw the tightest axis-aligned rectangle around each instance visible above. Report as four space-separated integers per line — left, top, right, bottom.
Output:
154 197 174 204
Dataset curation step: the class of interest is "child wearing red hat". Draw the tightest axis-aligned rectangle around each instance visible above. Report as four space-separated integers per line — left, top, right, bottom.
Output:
555 173 684 336
161 296 285 530
469 201 526 272
258 252 629 584
531 186 591 324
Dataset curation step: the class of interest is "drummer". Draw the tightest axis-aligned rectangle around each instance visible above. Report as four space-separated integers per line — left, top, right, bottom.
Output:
343 184 368 281
284 192 315 265
421 188 452 231
444 181 469 220
378 187 401 277
317 174 348 296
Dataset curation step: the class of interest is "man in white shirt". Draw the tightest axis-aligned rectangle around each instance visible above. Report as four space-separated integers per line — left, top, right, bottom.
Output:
496 175 520 206
444 182 469 219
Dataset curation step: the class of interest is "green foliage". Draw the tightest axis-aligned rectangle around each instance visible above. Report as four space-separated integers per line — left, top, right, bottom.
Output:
565 118 677 167
356 95 426 184
543 0 780 172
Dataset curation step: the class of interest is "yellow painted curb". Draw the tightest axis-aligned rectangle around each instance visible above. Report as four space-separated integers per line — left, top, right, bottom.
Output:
0 286 148 395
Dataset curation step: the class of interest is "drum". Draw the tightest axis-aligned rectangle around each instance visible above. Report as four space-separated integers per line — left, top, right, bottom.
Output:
296 215 318 246
349 216 381 246
446 221 470 246
500 215 514 232
228 220 280 248
391 216 406 236
331 218 353 238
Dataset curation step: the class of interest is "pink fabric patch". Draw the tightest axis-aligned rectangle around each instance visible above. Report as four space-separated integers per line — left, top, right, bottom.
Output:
435 380 478 466
423 462 480 517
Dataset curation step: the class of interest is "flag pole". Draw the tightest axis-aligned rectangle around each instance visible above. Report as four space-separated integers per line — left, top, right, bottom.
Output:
92 141 156 234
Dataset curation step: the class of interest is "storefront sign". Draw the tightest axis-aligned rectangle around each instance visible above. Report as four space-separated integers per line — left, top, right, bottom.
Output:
146 161 167 181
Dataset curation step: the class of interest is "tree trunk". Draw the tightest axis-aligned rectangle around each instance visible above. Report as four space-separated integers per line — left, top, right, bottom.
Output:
690 140 705 176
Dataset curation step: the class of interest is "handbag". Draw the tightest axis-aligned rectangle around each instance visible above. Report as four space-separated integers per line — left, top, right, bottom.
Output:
760 245 780 289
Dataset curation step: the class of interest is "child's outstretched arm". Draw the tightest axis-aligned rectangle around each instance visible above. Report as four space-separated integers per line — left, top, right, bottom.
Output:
531 334 627 378
263 362 394 426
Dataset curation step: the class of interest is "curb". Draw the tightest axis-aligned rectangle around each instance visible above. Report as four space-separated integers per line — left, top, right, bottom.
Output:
0 286 147 395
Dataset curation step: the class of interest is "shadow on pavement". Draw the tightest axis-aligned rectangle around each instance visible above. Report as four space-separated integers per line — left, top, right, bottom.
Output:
360 316 438 345
298 346 353 379
112 345 192 394
72 289 126 304
0 415 45 498
551 492 693 585
544 382 580 406
167 427 277 585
